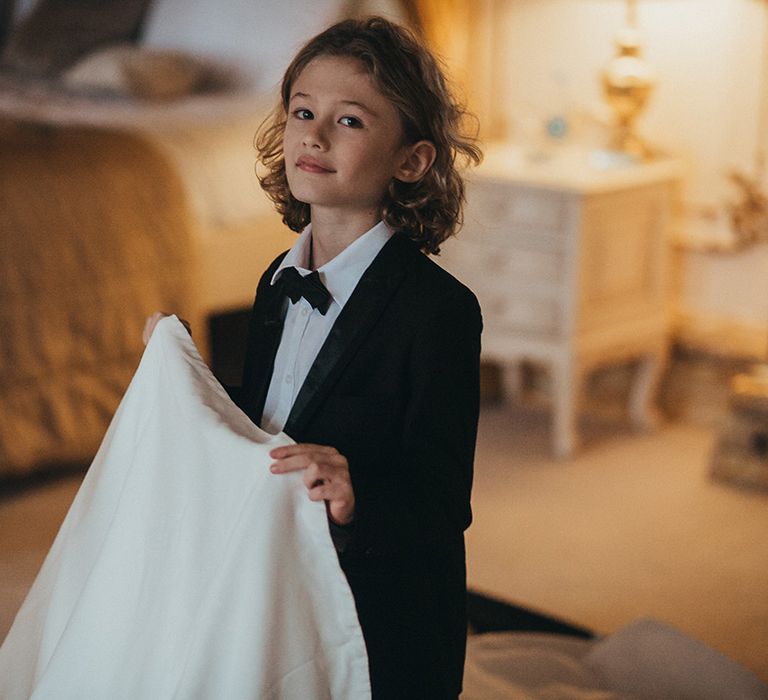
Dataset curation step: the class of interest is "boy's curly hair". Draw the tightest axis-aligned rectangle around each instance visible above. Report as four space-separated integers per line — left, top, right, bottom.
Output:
255 16 482 255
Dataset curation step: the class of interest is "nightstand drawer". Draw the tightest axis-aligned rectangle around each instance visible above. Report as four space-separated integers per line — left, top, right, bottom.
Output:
441 240 564 290
465 179 567 242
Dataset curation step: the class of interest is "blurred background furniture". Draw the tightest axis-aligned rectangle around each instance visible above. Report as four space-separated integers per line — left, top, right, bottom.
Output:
439 145 680 457
710 363 768 491
0 110 294 476
462 614 768 700
0 0 372 477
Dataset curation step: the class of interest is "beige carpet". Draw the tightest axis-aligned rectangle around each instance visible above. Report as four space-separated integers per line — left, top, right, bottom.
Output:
1 403 767 685
468 403 768 685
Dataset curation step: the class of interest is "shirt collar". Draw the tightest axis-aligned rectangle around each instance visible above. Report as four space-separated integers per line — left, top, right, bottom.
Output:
270 221 393 310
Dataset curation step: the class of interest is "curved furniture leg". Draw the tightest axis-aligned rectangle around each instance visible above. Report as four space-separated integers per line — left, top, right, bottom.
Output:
551 356 580 459
629 350 666 431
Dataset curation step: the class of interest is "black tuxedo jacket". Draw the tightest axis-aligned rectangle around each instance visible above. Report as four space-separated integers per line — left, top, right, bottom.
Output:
236 232 482 699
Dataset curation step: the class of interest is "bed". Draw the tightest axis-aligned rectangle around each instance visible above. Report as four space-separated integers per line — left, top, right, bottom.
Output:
462 623 768 700
0 0 334 476
0 93 299 477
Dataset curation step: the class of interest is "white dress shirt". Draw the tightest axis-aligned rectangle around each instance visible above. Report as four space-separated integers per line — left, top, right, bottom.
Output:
260 221 393 435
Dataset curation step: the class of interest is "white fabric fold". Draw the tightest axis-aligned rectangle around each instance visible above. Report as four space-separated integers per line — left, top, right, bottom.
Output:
0 316 370 700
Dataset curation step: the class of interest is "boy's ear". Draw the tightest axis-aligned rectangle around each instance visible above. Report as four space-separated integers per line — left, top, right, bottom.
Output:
394 140 437 183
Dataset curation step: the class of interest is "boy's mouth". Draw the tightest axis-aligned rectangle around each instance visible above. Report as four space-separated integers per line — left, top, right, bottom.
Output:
296 155 335 173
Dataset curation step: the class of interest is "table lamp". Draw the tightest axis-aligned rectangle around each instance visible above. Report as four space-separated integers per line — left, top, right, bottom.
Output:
601 0 656 159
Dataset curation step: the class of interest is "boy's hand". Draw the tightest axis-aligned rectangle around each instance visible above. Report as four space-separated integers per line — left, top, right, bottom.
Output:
270 444 355 526
142 311 191 345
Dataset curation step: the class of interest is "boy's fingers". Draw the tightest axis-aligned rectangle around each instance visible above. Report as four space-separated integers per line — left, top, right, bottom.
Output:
303 464 348 491
271 453 348 475
270 454 325 474
270 444 337 459
303 464 322 488
308 481 353 510
308 482 334 502
142 311 170 346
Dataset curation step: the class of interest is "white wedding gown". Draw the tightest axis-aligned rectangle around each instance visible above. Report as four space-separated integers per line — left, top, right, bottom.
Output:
0 316 370 699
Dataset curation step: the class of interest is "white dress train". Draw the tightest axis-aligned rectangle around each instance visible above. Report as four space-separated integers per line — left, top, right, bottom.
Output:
0 316 370 700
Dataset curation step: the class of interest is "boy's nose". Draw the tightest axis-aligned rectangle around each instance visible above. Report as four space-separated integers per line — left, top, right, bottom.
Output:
302 122 329 150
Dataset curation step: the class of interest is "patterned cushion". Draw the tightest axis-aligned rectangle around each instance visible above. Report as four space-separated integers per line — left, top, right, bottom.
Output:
61 44 232 100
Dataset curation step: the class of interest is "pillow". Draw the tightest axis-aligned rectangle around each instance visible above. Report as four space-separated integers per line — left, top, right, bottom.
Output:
585 618 768 700
61 45 236 100
0 0 152 77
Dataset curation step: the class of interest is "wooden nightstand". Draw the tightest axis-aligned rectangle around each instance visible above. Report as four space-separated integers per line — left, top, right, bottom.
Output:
439 145 681 457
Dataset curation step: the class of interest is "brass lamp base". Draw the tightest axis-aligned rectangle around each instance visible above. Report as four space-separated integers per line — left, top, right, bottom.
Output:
607 125 657 161
601 25 656 160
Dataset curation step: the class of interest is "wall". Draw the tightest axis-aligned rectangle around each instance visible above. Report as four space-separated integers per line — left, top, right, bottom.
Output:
141 0 345 93
142 0 412 94
487 0 768 357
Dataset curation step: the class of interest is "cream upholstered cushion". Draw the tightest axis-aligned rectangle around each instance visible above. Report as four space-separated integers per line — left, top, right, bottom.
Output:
584 618 768 700
62 45 232 100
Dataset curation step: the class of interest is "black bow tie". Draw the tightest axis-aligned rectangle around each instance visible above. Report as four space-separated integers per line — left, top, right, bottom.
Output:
278 267 332 315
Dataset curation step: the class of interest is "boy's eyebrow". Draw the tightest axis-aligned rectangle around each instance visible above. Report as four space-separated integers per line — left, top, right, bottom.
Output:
340 100 379 117
289 91 379 117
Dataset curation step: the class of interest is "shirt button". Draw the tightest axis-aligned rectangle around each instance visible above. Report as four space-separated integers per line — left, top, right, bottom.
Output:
302 307 309 317
285 375 293 385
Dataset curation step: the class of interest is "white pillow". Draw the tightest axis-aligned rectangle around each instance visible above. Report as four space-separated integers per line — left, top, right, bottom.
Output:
585 618 768 700
62 45 232 100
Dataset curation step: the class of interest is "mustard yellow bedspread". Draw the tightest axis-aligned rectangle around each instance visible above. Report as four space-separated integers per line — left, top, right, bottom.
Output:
0 120 194 475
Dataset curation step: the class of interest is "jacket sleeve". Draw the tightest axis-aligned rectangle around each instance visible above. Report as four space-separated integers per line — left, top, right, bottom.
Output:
403 287 483 537
344 286 483 560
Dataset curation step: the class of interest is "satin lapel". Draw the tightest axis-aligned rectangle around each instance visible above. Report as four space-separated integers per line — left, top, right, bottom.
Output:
284 234 416 437
240 256 288 425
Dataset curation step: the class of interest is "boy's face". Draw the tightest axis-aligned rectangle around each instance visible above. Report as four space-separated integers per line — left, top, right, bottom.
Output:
283 55 410 219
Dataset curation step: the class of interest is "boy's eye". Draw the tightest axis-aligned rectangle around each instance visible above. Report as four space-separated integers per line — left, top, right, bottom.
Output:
293 108 313 120
339 116 363 128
